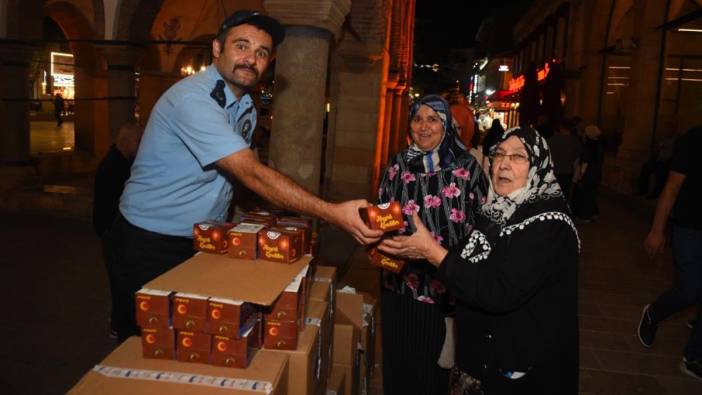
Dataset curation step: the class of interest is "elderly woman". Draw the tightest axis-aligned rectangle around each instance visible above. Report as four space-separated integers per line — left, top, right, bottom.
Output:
380 126 579 394
377 94 488 395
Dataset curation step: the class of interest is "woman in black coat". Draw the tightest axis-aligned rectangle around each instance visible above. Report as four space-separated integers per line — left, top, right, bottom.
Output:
380 126 580 394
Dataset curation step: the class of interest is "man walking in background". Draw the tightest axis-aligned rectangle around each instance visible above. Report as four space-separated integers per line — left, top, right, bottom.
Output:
639 124 702 381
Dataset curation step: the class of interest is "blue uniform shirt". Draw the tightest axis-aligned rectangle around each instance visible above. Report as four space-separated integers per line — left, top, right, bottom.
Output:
120 65 256 237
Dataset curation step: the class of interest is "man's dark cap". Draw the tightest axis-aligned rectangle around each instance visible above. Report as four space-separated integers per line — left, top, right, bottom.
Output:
217 10 285 47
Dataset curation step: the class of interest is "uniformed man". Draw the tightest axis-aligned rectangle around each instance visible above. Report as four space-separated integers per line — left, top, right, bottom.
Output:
109 10 382 342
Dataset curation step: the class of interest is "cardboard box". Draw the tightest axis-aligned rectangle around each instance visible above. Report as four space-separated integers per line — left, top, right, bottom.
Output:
264 319 299 350
267 325 320 395
326 367 345 395
193 221 235 254
358 202 403 232
141 327 175 360
309 281 331 303
306 300 331 392
144 253 312 306
332 324 359 395
263 263 309 350
265 265 309 323
135 288 171 329
210 317 261 369
272 226 307 260
227 223 266 260
314 265 337 284
335 291 376 395
68 337 289 395
259 228 302 264
241 212 277 226
205 297 257 337
313 265 336 323
276 216 312 231
276 216 312 253
176 331 212 364
367 247 405 273
172 293 208 332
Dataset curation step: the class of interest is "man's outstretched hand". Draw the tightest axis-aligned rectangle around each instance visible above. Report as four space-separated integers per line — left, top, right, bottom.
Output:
328 200 383 245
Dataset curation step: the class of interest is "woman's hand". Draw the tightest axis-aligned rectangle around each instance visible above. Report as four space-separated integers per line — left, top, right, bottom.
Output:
378 212 448 267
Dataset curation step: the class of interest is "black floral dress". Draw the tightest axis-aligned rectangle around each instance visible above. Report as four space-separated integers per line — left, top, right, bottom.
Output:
379 148 488 307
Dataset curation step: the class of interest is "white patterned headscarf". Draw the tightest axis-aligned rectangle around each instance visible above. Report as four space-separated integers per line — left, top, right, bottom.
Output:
481 126 564 225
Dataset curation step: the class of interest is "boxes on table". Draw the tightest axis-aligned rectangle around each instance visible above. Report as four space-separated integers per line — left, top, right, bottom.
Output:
135 253 312 369
172 293 208 332
67 337 290 395
193 221 235 254
241 211 277 227
135 288 171 329
176 330 212 364
264 265 309 350
205 297 257 337
210 316 262 368
276 216 312 254
267 325 320 395
227 222 267 260
140 327 175 360
259 228 303 264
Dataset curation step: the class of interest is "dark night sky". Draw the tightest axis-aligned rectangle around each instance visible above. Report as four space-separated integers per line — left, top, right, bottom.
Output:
412 0 535 92
414 0 535 53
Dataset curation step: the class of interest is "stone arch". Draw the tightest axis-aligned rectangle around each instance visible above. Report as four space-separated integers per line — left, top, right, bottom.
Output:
113 0 165 41
91 0 104 39
670 0 702 20
171 33 212 75
44 1 102 154
0 0 7 37
44 1 98 71
4 0 43 39
609 0 635 44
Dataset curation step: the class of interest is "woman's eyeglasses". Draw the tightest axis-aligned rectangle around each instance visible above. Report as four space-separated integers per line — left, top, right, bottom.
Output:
491 152 529 164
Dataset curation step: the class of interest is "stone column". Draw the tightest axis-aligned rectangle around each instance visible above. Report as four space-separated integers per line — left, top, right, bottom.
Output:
390 83 409 158
608 0 668 193
0 43 33 164
96 44 141 142
619 0 667 161
265 0 351 194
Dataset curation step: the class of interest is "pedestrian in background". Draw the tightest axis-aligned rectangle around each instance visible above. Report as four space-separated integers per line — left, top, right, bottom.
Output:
448 90 476 148
639 124 702 382
548 118 581 202
54 93 65 127
93 121 144 338
573 124 604 222
482 118 505 159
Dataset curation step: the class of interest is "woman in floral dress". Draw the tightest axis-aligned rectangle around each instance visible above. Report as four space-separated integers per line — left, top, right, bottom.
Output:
378 94 488 395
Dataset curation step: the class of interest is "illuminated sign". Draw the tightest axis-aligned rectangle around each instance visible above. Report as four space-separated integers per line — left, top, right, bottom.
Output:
508 63 551 92
499 65 510 72
51 51 74 87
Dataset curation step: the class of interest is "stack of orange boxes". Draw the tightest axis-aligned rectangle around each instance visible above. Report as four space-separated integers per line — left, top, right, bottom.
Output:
135 288 262 369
